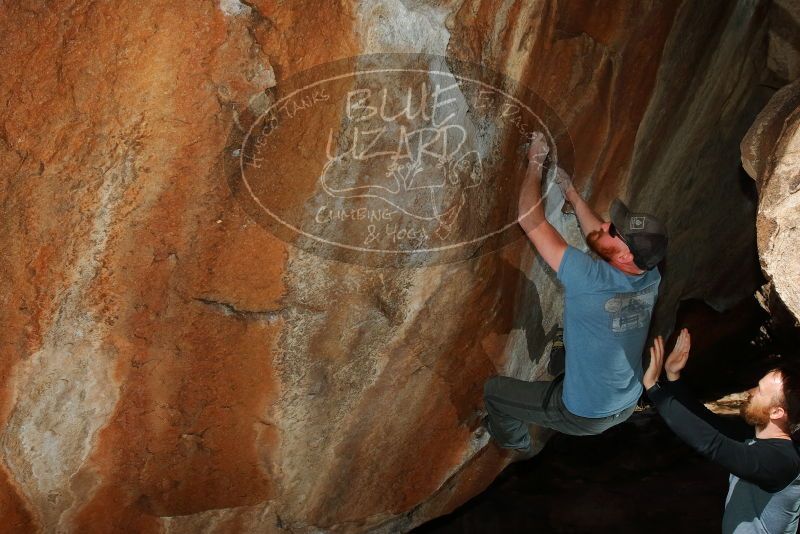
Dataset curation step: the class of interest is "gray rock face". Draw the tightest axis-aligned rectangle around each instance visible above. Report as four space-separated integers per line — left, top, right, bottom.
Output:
742 78 800 326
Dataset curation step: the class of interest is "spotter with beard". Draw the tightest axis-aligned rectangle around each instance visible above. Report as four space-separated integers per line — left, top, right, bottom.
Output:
644 329 800 534
483 131 668 454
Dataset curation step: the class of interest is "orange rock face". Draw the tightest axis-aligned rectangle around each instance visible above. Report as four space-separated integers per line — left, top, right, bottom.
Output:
0 0 786 532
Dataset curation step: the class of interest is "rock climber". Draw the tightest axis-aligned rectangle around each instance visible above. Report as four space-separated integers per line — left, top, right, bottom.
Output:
644 328 800 534
483 131 668 455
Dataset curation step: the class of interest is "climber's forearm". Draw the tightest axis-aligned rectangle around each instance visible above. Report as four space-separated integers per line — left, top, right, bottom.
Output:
518 163 547 230
566 187 603 236
518 161 567 271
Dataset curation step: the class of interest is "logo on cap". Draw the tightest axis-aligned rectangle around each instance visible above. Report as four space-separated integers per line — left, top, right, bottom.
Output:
630 216 645 230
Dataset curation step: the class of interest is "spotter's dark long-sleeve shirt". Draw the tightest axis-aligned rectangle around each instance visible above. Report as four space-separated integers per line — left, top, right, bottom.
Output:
647 378 800 534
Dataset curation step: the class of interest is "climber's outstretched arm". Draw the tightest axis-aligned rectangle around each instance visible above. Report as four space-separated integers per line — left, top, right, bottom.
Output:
568 190 604 236
558 171 604 237
518 133 567 272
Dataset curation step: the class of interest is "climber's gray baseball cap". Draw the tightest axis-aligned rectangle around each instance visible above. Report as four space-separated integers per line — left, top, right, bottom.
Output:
609 198 668 271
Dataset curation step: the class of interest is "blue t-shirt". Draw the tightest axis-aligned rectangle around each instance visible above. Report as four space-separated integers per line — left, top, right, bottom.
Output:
556 246 661 418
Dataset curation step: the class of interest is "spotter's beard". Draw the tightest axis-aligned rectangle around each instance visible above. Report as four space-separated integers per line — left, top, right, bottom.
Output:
740 396 771 427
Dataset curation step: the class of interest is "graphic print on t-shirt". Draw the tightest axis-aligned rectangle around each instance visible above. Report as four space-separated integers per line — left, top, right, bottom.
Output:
603 284 657 334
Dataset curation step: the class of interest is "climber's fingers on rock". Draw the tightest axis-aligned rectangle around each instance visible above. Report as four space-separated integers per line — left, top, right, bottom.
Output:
527 131 550 162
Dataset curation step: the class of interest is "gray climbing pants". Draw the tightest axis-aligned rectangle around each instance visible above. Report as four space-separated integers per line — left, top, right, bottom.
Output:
483 374 637 450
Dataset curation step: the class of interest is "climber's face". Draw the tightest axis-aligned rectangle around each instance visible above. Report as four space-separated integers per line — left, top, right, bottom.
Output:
586 222 628 262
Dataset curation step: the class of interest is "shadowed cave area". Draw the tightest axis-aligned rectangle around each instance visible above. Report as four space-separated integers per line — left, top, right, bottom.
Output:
2 1 800 533
416 296 800 533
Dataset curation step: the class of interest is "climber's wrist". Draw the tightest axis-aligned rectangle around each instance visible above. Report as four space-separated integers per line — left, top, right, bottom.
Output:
564 185 580 203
